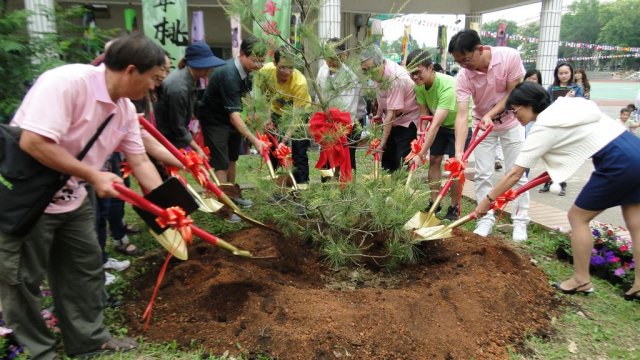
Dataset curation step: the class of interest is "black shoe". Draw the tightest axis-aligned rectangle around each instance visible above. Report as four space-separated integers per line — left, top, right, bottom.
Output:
559 183 566 196
424 201 442 214
444 205 459 221
539 182 551 193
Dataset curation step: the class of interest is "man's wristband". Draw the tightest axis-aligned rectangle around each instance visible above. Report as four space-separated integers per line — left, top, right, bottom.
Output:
486 194 495 202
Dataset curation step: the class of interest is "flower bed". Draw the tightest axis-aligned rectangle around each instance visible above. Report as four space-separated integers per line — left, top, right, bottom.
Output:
556 220 635 288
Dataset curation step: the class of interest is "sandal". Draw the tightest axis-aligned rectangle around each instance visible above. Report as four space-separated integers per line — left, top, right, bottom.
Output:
623 289 640 301
114 236 144 256
73 337 137 358
553 281 594 295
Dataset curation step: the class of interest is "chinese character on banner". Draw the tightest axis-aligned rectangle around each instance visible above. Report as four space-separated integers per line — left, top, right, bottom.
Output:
252 0 291 53
143 0 188 64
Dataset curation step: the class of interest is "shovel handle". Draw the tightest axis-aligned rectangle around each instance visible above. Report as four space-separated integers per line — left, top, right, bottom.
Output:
462 123 493 161
511 172 550 198
139 116 226 199
487 172 550 212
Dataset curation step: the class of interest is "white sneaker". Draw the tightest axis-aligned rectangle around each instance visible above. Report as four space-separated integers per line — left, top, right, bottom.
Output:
232 197 254 208
105 271 117 286
473 217 495 237
104 258 130 272
512 222 528 242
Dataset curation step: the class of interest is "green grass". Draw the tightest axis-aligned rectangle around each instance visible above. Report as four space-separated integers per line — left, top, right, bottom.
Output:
44 150 639 359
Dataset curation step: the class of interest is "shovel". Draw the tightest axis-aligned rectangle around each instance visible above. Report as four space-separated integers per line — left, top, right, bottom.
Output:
139 116 277 232
405 115 433 189
413 172 551 241
113 182 253 259
404 124 493 230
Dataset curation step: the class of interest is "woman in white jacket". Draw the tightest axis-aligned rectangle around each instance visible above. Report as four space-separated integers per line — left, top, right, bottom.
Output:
475 82 640 301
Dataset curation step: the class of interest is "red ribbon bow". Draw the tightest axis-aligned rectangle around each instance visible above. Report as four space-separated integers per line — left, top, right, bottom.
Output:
120 162 133 179
155 206 193 244
308 108 353 183
444 157 466 178
366 138 382 162
444 157 468 218
494 189 517 211
404 138 423 166
273 143 293 169
183 150 209 187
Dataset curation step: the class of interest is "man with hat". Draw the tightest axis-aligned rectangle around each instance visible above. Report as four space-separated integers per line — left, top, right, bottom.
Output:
154 41 225 157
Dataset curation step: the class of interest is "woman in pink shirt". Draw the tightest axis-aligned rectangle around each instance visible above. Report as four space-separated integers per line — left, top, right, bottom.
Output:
360 45 420 172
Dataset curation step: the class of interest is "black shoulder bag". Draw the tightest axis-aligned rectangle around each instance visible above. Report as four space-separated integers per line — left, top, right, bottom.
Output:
0 114 114 236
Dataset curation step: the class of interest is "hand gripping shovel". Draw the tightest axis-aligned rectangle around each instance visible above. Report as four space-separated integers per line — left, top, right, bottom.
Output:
413 172 551 241
139 116 277 232
404 124 493 230
405 115 433 189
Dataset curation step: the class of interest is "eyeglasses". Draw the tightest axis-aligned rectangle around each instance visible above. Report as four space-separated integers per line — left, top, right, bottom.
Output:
509 105 524 115
251 56 264 66
455 47 479 65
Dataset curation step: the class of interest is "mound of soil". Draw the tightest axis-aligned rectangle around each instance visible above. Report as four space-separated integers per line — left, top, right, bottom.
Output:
123 227 559 359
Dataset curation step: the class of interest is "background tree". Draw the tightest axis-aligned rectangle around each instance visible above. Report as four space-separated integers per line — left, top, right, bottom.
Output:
0 4 115 122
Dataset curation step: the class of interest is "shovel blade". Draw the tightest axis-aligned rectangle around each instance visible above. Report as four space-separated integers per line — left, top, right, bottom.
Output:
413 225 454 241
186 184 223 213
150 228 188 260
403 211 441 230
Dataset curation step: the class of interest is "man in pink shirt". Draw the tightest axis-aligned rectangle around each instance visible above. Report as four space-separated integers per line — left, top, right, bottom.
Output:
360 45 419 171
449 29 530 241
0 34 166 359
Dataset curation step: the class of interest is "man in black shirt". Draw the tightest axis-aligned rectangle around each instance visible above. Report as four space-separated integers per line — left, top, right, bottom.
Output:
198 37 268 195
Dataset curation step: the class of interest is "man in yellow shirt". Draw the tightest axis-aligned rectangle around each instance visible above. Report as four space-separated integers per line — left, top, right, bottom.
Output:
256 47 312 184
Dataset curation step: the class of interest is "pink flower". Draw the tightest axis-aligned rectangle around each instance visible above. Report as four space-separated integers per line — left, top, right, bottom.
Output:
619 245 629 252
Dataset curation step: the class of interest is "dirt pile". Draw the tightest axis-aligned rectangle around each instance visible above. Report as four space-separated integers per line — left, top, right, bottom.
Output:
123 227 558 359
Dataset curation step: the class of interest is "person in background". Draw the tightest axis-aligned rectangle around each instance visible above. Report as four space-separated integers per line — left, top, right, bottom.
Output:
360 45 419 172
448 29 530 241
476 81 640 301
316 38 364 177
539 62 585 196
255 46 312 186
524 69 542 85
197 37 268 219
406 49 471 220
547 62 583 102
433 63 445 74
574 68 591 100
626 103 638 123
619 107 639 135
154 41 224 159
0 33 166 359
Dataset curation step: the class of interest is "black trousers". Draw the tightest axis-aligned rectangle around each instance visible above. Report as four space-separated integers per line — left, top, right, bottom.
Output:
381 122 417 172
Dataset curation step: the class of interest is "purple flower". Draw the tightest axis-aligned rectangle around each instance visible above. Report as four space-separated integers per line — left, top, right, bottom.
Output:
614 267 626 277
590 255 607 266
592 229 600 237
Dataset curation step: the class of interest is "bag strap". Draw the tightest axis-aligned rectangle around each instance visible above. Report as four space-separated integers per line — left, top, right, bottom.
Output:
76 113 115 160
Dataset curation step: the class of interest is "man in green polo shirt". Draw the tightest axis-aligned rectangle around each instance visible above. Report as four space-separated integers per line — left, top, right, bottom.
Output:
406 49 470 220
